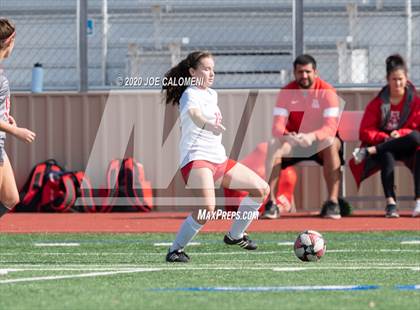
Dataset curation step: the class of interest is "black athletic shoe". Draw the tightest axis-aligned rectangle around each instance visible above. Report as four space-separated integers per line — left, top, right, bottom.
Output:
223 233 258 250
320 200 341 219
165 248 190 263
338 198 353 217
0 204 10 219
261 200 280 219
385 204 399 218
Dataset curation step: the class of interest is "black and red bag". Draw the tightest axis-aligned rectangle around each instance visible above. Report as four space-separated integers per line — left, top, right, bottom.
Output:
39 171 96 213
39 171 77 212
72 171 97 213
104 158 153 212
15 159 64 212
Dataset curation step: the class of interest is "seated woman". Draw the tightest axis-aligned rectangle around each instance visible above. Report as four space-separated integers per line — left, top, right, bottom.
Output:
350 54 420 218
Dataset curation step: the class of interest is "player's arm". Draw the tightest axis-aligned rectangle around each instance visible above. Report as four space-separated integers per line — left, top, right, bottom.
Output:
312 90 341 141
272 92 301 146
0 120 36 143
0 82 35 143
359 99 389 144
188 107 225 135
272 90 294 137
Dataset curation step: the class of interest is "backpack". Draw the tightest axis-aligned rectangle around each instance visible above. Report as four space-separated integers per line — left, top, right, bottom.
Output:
104 158 153 212
39 171 77 212
15 159 64 212
39 171 96 213
72 171 97 213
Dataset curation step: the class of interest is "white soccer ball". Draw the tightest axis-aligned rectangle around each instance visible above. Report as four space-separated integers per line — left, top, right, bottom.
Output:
294 230 326 262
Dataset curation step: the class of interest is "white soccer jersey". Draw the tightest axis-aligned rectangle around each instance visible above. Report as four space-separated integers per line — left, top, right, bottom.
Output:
0 67 11 140
179 86 227 168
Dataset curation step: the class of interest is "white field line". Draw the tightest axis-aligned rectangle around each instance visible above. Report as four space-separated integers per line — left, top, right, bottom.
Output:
0 268 162 284
153 242 201 247
328 249 420 253
277 242 294 246
34 243 80 247
401 241 420 245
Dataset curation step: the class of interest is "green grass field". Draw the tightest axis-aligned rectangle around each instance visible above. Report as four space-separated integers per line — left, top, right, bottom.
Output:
0 232 419 310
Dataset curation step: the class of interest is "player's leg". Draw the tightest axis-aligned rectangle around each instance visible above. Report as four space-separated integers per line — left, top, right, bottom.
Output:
221 162 270 249
412 149 420 217
166 167 215 262
0 154 20 219
264 138 292 218
318 137 342 219
354 131 420 164
376 151 399 218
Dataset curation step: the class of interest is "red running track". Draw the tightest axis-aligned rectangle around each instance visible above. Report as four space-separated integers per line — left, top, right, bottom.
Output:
0 211 419 233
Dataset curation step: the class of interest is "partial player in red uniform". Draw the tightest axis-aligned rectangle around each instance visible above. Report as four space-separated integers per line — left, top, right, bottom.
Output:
0 18 36 219
263 54 344 219
350 54 420 218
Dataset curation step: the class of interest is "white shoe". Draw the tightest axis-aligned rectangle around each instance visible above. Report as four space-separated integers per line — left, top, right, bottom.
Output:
352 147 368 165
412 201 420 217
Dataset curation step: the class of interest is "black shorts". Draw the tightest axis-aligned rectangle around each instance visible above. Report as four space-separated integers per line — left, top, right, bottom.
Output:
280 137 345 169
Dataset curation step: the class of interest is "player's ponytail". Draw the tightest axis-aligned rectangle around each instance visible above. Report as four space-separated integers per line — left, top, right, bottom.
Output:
385 54 407 78
163 51 212 105
0 18 15 50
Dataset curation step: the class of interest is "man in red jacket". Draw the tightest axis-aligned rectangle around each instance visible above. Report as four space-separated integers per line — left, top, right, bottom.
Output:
263 54 344 219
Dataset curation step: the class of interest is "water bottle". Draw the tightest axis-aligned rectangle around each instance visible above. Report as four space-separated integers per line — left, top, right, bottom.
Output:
31 63 43 93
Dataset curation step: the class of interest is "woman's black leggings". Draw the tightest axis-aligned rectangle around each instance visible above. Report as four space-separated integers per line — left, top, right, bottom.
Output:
375 130 420 200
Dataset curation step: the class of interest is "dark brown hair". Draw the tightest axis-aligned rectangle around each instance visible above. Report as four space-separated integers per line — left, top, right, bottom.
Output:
0 18 15 50
293 54 317 70
162 51 213 105
386 54 407 77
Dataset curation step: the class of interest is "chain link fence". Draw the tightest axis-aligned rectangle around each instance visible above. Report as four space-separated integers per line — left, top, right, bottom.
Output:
1 0 78 90
305 0 420 86
87 0 293 89
1 0 419 90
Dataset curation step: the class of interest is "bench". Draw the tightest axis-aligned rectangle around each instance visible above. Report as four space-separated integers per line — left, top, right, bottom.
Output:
337 111 413 202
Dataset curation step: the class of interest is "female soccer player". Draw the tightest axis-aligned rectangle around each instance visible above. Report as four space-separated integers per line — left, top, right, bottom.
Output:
351 54 419 217
162 51 269 262
0 18 36 219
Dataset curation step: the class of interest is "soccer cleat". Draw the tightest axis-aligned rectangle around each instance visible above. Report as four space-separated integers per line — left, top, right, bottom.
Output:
223 233 257 250
165 248 190 263
0 203 10 219
320 200 341 219
352 147 368 165
385 204 399 218
412 201 420 217
261 200 280 219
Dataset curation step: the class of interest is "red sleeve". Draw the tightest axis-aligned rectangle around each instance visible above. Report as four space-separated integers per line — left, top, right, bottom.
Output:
313 88 340 141
395 128 412 137
359 98 389 145
272 87 292 137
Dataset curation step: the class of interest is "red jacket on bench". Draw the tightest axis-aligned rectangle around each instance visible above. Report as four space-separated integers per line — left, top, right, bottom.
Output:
350 82 420 188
